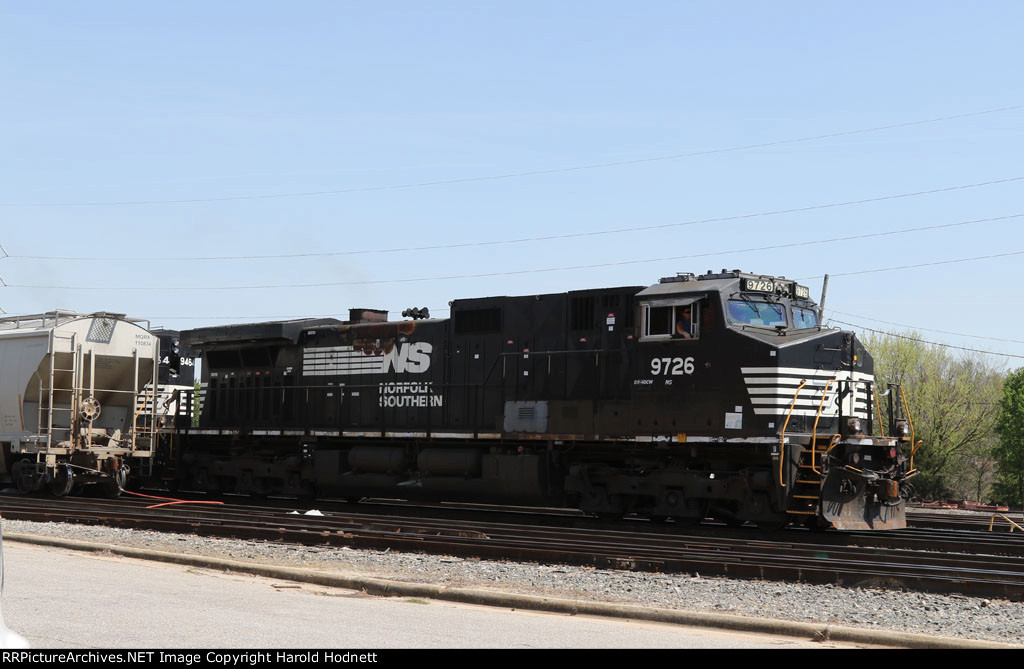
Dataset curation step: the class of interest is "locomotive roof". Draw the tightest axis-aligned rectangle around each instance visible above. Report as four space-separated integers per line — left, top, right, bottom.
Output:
451 284 645 308
636 277 736 298
637 271 817 305
182 317 343 347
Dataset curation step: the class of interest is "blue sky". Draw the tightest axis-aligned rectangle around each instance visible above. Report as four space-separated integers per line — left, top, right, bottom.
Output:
1 2 1022 363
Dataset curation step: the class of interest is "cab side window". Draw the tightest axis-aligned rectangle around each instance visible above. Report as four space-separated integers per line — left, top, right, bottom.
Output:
645 305 673 336
641 300 702 340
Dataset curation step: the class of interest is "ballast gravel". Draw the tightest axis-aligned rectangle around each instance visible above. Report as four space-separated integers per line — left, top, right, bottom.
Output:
3 517 1023 645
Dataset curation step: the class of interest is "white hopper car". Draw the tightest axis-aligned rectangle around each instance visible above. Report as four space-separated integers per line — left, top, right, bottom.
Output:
0 311 161 496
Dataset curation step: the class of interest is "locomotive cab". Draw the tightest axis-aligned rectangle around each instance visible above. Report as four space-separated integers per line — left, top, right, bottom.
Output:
630 270 912 529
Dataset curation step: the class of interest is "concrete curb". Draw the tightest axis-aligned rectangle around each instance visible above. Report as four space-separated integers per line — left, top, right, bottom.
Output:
7 532 1021 649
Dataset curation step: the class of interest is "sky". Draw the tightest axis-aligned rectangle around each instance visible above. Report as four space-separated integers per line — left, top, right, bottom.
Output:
1 2 1022 365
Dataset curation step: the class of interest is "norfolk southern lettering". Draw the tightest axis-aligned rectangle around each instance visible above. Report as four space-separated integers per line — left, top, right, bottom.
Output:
379 381 443 407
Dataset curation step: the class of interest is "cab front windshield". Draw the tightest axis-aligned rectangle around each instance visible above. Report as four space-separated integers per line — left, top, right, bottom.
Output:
727 300 786 327
792 306 819 329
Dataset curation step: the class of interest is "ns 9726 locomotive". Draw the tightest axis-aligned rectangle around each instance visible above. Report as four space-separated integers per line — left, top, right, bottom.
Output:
169 270 917 530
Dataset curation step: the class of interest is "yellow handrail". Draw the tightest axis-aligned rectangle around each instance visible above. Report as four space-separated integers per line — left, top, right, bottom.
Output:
133 391 153 446
873 387 885 436
134 391 153 422
898 385 915 444
897 385 920 472
988 514 1023 533
810 379 835 475
779 380 807 488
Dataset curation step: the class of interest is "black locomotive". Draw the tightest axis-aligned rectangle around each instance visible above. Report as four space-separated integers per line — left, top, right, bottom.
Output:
166 270 917 530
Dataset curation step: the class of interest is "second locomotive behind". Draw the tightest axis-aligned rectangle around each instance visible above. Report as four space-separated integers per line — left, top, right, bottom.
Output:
169 270 917 530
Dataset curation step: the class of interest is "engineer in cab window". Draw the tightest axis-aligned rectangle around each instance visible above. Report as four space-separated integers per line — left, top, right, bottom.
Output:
675 305 693 339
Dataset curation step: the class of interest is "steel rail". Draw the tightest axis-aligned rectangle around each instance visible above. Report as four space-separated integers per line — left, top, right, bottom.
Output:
2 494 1024 600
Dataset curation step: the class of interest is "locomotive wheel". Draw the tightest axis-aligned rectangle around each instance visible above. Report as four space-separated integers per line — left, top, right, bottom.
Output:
676 499 709 527
804 515 831 531
49 465 75 498
674 514 705 527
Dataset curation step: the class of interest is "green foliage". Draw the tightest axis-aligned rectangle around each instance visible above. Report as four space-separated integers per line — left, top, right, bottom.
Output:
193 379 201 428
860 331 1004 501
993 368 1024 507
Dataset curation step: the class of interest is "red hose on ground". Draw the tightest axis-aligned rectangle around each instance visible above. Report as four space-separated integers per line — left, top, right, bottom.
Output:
121 488 225 509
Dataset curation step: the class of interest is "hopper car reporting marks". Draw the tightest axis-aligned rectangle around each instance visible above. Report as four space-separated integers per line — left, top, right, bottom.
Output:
165 270 918 531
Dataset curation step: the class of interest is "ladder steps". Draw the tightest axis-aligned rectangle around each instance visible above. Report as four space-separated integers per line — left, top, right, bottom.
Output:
789 448 824 515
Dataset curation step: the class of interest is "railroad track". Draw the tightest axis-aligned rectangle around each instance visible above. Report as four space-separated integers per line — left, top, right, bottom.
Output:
2 492 1023 600
907 509 1024 533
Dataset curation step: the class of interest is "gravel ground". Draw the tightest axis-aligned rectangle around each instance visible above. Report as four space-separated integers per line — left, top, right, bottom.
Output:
3 517 1023 645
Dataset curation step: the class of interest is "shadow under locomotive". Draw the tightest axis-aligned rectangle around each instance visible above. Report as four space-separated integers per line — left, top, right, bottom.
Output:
161 270 919 531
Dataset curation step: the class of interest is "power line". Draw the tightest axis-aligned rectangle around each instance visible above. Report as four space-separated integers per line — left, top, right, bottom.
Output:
2 104 1022 208
3 174 1023 261
827 318 1024 361
829 309 1024 346
3 216 1022 291
797 250 1024 281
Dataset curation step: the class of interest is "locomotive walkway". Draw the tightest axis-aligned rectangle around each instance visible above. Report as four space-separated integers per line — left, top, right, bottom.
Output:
1 493 1023 602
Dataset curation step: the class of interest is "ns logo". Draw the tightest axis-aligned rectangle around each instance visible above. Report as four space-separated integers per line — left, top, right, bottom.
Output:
383 342 432 373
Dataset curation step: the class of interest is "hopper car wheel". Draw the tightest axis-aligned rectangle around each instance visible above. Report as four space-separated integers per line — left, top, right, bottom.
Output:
12 460 39 495
49 465 75 498
101 468 128 498
101 480 122 498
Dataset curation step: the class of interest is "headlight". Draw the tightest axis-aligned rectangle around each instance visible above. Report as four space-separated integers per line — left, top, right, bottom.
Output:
895 420 910 438
846 417 863 434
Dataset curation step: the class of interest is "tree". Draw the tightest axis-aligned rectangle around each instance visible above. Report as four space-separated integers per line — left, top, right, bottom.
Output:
993 368 1024 508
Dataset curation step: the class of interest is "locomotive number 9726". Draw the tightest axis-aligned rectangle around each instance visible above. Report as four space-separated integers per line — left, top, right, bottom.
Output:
650 356 695 376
